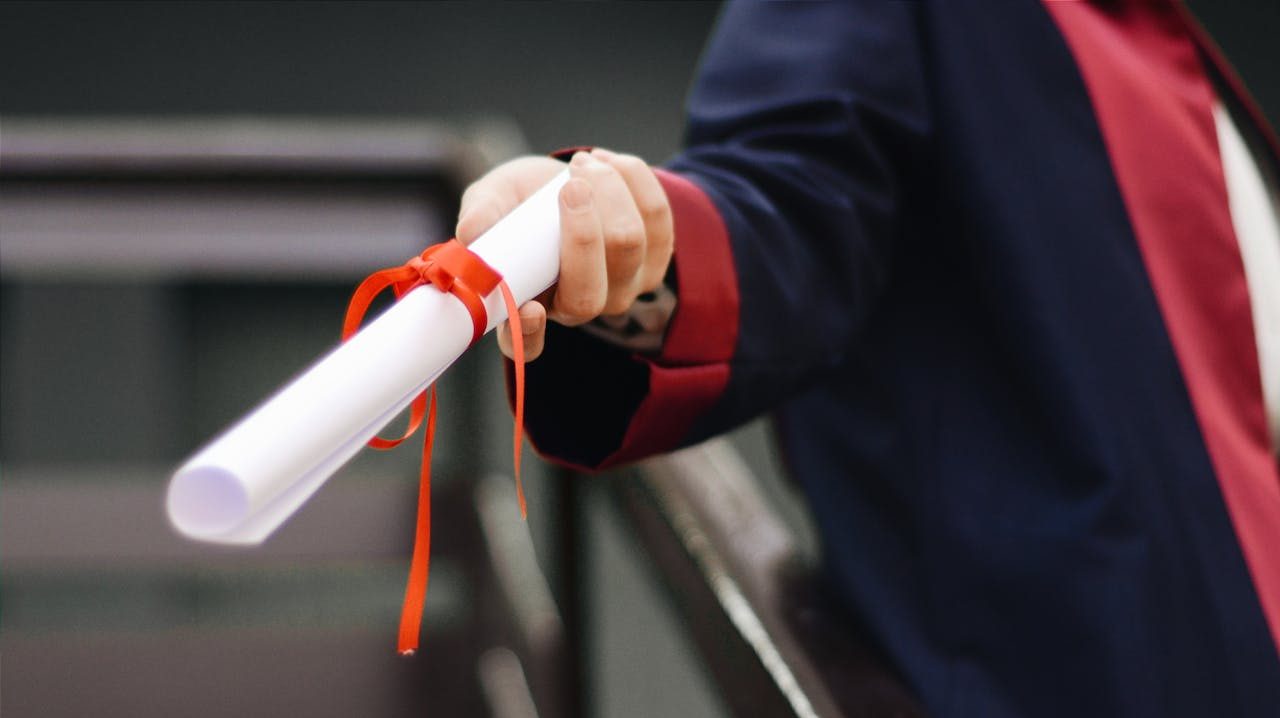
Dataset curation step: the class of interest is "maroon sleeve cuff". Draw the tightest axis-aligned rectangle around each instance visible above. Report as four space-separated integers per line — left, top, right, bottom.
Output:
508 168 741 471
586 169 740 467
654 169 740 366
550 146 594 161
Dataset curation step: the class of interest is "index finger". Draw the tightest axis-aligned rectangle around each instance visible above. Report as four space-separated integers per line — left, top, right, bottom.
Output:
456 156 565 244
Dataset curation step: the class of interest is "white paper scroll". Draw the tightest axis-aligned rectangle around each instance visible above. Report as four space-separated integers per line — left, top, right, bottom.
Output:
167 170 570 544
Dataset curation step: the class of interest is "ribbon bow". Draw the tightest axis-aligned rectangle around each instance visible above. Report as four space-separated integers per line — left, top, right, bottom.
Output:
342 238 527 655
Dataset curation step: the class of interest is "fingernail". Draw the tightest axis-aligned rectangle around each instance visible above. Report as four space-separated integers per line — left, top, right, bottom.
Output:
570 151 592 167
591 148 616 161
563 179 592 210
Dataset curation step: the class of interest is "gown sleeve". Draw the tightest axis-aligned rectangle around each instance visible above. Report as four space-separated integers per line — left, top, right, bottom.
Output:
514 0 931 470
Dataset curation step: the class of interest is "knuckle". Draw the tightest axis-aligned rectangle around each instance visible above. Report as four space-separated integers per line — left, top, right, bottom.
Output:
637 269 665 294
649 225 674 257
605 220 645 253
584 159 619 181
567 225 600 250
604 292 637 315
562 293 605 320
613 154 648 175
639 197 671 226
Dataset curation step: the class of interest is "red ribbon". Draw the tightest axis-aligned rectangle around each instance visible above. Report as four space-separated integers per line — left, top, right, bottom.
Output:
342 238 527 656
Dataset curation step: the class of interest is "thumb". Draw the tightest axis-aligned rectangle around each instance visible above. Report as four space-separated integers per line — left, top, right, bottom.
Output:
497 300 547 362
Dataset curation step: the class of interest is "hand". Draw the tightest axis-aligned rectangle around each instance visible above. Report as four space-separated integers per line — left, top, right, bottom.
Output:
456 149 674 361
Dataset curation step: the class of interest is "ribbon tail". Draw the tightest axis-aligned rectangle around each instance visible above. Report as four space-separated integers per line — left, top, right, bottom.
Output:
343 267 416 340
368 390 427 450
498 281 527 520
397 386 438 656
347 241 529 656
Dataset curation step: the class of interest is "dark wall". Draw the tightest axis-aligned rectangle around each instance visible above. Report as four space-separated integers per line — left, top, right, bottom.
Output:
0 1 723 163
1 1 1275 162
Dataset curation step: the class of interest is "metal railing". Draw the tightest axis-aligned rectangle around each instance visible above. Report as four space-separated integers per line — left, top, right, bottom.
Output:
619 439 925 718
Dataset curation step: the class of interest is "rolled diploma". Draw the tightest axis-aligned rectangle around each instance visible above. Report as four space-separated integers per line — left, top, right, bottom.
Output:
167 170 570 544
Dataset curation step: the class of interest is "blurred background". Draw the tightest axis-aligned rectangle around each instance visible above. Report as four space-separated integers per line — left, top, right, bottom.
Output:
1 2 1276 717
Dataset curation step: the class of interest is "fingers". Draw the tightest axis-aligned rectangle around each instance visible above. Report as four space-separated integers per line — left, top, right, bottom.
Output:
569 152 647 314
456 156 565 244
456 187 511 246
498 300 547 362
550 175 607 326
592 148 674 293
460 149 674 364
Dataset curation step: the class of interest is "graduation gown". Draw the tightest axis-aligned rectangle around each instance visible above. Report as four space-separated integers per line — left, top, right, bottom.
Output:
518 1 1280 714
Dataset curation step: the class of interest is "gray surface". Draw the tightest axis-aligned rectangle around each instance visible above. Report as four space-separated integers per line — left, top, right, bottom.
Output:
0 464 469 718
0 113 727 716
0 120 505 717
1 183 442 279
1 282 187 463
4 631 423 717
728 420 820 565
0 2 723 164
1 466 422 568
0 117 493 176
1 2 1275 162
584 481 729 718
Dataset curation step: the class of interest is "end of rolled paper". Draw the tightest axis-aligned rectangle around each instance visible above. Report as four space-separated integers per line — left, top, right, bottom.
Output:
167 465 252 540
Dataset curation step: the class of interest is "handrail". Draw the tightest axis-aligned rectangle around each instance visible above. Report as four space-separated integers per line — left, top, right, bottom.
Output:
623 438 925 718
0 116 524 182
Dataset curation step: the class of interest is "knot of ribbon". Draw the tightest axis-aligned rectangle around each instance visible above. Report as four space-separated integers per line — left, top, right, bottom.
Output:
342 238 527 656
